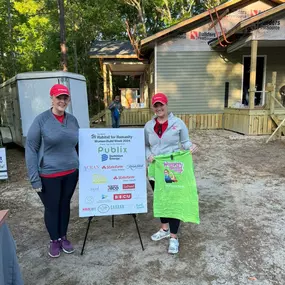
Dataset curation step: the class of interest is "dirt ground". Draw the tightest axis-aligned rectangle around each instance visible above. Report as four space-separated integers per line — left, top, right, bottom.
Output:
1 130 285 285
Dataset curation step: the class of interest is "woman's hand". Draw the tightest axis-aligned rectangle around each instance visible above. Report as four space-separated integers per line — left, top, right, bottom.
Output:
190 144 199 154
147 155 155 163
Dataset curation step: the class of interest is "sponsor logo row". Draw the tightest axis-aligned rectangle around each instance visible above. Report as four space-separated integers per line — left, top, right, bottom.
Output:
82 203 145 213
91 174 136 185
90 183 135 192
85 193 133 204
83 164 144 171
108 183 135 191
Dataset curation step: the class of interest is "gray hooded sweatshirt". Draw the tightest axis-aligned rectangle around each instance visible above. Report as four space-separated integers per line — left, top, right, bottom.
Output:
144 112 193 159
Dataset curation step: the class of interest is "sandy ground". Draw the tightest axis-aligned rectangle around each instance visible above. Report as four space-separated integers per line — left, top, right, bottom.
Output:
1 130 285 285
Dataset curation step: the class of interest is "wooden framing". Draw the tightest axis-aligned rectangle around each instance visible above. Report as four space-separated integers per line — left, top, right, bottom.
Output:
249 40 258 109
106 106 285 135
109 66 113 101
105 109 153 126
142 0 283 47
224 71 285 135
141 0 281 47
265 83 273 109
90 55 138 59
103 99 284 136
92 1 285 136
176 114 223 130
103 64 108 107
105 110 223 130
209 3 285 48
208 9 230 30
224 108 274 135
270 72 277 114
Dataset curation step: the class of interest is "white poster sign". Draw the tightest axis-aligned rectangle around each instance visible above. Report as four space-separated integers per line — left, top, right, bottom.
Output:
0 148 8 180
79 128 147 218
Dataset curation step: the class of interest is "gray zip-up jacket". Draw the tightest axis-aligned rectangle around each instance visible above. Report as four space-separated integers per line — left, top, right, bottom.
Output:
25 109 79 189
144 112 192 159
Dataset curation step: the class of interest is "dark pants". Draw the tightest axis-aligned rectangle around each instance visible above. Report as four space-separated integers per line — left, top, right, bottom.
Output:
40 170 78 240
112 115 120 128
149 180 180 234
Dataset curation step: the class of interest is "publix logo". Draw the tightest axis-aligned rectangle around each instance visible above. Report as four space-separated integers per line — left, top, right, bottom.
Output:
98 146 127 154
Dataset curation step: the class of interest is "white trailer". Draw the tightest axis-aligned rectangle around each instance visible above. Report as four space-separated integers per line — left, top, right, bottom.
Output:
0 71 90 147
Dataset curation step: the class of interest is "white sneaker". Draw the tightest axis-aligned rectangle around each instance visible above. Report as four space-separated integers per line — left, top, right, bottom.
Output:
168 238 179 254
151 228 170 241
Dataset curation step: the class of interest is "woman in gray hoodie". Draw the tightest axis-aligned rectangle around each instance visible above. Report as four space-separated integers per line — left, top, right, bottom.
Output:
144 93 197 254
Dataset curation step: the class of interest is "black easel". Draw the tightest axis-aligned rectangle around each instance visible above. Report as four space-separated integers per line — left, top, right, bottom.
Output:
80 214 144 255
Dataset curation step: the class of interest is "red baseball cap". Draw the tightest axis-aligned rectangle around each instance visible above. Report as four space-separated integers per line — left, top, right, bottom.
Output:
50 84 70 97
151 93 168 106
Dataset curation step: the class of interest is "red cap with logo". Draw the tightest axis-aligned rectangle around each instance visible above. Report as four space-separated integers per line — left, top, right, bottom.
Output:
50 84 70 97
151 93 168 106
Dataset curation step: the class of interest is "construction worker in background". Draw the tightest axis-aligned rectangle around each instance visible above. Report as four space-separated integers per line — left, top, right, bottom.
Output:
109 95 123 128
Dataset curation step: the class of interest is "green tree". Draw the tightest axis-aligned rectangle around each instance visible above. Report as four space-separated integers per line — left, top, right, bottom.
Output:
0 0 229 112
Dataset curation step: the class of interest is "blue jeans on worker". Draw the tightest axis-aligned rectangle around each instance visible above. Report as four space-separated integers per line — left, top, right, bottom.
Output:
112 115 120 128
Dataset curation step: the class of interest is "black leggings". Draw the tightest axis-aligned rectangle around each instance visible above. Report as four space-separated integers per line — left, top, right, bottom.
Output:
149 180 180 234
40 170 78 240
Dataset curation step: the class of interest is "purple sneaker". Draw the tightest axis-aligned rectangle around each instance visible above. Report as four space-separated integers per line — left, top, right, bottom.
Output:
48 240 61 258
60 236 75 254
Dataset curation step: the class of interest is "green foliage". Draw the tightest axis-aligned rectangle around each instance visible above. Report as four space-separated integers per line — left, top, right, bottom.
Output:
0 0 228 110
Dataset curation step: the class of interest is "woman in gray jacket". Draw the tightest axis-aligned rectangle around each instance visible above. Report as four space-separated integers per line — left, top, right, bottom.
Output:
25 84 79 258
144 92 197 254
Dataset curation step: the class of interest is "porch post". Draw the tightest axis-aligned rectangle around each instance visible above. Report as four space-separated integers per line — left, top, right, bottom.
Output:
103 63 108 108
249 40 258 109
139 74 144 107
109 66 113 103
270 71 277 114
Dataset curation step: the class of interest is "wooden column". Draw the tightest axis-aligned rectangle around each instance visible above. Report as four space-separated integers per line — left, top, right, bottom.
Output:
265 83 272 110
249 40 258 109
109 67 113 104
270 71 277 115
103 64 108 108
